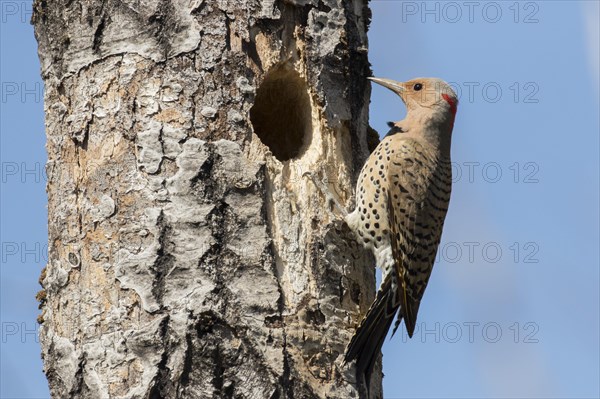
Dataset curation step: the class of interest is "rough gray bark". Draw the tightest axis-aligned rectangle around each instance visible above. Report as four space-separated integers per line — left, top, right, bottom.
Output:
33 0 379 398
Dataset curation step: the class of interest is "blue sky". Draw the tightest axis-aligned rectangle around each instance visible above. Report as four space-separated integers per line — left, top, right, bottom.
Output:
1 1 599 398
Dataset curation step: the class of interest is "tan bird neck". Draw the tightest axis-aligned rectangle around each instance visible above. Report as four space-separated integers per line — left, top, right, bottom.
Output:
392 107 454 157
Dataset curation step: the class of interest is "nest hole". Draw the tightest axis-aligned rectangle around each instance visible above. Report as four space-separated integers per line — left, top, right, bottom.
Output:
250 67 312 161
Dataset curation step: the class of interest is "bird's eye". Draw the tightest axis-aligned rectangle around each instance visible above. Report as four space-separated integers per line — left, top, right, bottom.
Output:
413 83 423 91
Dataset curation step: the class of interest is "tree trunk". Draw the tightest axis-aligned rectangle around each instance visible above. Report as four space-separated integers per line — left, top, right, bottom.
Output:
33 0 378 397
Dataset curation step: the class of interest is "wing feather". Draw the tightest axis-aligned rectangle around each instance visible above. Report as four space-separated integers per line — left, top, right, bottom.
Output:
386 139 450 337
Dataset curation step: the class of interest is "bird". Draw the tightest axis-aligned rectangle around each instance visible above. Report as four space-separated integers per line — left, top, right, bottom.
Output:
344 77 458 393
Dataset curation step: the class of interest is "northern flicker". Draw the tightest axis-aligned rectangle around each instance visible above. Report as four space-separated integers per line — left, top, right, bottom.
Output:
344 77 458 391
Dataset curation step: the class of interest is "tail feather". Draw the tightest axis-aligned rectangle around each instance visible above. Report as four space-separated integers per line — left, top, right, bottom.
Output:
345 278 400 394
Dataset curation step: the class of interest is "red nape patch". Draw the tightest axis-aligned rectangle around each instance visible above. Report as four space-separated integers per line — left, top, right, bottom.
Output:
442 93 457 116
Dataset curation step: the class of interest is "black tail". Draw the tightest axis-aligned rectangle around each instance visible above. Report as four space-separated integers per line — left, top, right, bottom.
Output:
344 278 400 395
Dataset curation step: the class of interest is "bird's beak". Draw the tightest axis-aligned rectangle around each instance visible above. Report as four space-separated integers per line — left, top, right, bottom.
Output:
368 77 406 99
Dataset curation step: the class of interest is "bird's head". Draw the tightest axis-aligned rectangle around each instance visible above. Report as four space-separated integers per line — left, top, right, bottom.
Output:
369 77 458 118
